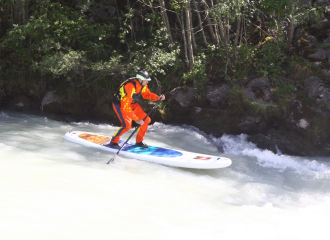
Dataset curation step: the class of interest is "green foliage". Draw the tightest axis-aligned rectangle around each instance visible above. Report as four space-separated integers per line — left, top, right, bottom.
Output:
288 56 319 81
226 86 250 113
249 102 280 118
34 51 87 76
183 53 208 99
254 37 287 77
232 44 255 85
128 46 182 89
0 0 328 103
272 84 296 111
308 118 329 145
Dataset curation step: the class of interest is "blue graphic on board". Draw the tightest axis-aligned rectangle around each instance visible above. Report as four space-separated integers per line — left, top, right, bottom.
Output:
106 140 183 158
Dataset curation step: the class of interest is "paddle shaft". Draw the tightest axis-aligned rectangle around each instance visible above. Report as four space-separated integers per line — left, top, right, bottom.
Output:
107 99 162 164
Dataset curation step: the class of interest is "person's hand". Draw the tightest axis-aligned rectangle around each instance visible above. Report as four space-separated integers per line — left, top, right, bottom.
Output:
136 120 144 125
159 94 165 101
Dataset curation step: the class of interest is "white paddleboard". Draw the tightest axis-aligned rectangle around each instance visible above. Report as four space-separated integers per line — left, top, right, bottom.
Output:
64 131 232 169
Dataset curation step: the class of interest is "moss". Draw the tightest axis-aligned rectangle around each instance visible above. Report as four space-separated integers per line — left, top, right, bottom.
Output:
307 118 330 145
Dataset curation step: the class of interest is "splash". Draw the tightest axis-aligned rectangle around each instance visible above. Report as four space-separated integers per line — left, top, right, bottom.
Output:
214 134 330 179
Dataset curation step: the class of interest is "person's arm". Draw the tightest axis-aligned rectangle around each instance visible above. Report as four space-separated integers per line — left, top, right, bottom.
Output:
141 86 161 101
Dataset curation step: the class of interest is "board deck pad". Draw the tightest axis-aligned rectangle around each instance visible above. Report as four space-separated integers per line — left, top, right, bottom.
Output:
78 133 183 157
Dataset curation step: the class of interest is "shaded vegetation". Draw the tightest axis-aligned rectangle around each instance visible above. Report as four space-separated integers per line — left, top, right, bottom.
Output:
0 0 328 101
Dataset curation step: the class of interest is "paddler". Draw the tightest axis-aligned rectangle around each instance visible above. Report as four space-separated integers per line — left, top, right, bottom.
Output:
107 70 165 149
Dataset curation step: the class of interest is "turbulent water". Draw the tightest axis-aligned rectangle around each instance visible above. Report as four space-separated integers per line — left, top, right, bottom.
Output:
1 110 330 240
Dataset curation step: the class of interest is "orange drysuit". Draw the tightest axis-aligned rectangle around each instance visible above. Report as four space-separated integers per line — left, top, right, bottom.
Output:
111 78 159 144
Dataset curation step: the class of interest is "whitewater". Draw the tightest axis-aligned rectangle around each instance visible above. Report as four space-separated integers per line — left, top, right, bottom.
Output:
1 110 330 240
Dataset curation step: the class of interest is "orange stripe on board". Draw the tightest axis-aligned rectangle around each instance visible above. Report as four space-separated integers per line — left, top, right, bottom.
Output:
78 133 111 145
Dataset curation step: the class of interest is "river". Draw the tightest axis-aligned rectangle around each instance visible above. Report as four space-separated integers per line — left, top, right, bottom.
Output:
1 110 330 240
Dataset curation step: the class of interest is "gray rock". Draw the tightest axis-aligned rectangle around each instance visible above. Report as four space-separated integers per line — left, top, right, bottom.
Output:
307 48 327 60
304 76 330 101
321 69 330 79
247 134 278 154
168 87 196 108
89 4 116 19
41 91 62 106
167 87 196 123
299 0 313 6
323 35 330 44
316 0 330 4
307 35 318 46
244 77 272 103
266 129 330 156
205 84 230 107
304 76 330 111
312 19 330 31
6 95 31 111
41 90 64 112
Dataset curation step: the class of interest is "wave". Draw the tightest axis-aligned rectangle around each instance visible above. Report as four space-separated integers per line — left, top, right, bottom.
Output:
214 134 330 179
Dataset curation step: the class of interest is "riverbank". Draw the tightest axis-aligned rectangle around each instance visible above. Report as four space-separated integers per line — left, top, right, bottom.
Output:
2 74 330 157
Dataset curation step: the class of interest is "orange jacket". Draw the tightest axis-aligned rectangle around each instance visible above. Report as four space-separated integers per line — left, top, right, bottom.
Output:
120 79 159 121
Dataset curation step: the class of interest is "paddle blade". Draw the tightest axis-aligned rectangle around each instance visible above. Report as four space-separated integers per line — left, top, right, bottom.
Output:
107 154 117 164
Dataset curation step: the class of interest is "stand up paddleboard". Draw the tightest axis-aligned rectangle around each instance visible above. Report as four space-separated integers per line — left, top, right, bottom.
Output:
64 131 232 169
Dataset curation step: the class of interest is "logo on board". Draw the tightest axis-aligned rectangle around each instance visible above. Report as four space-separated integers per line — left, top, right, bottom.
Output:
194 156 211 160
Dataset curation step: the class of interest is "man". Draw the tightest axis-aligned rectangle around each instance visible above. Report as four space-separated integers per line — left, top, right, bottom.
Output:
108 70 165 148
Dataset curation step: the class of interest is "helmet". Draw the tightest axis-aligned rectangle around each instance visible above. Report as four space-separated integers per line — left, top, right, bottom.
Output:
136 70 151 81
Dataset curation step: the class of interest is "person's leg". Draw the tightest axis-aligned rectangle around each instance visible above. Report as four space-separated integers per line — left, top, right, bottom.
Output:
131 103 151 143
111 103 132 144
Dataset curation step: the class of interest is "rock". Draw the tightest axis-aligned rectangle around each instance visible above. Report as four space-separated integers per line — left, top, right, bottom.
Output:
312 19 330 31
297 119 309 129
190 107 266 136
41 90 62 106
321 69 330 79
168 86 196 107
88 3 116 20
205 84 230 107
286 100 313 129
244 77 272 103
316 0 330 4
6 95 31 111
41 90 93 117
167 87 196 123
90 95 117 122
307 48 327 61
41 90 63 112
323 35 330 44
266 128 330 156
307 48 327 60
307 35 318 46
247 134 278 154
304 76 330 110
299 0 313 6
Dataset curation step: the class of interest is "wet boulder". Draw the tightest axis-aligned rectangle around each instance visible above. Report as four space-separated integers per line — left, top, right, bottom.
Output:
41 90 64 113
6 95 32 111
247 134 278 154
167 87 196 123
286 100 314 129
41 90 92 117
266 128 330 156
244 77 272 103
307 48 327 60
90 95 118 123
190 107 267 136
304 76 330 111
205 84 230 107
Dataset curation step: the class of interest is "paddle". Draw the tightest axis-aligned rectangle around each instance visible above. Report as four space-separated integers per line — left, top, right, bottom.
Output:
107 98 162 164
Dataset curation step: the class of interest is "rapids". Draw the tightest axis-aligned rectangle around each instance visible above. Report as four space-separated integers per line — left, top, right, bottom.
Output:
1 111 330 240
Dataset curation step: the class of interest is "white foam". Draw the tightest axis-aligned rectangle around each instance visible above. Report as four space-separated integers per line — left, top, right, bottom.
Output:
0 111 9 118
2 113 330 239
